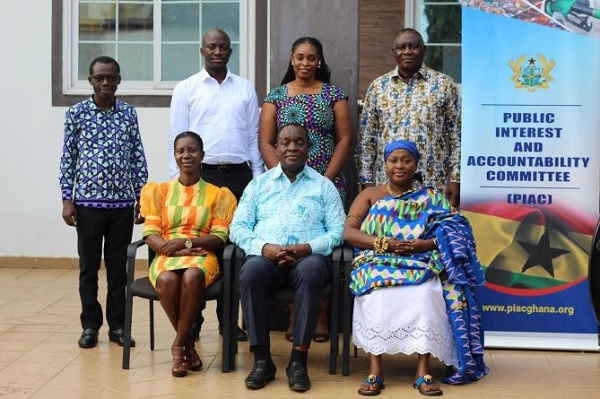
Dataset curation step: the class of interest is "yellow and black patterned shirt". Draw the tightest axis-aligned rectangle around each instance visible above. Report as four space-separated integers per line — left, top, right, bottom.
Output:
356 64 461 191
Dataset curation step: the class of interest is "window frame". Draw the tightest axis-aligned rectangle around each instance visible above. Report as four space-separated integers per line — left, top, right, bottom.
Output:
405 0 461 84
56 0 254 102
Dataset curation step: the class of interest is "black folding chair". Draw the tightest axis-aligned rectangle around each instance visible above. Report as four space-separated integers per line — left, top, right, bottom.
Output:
223 244 344 374
122 239 236 372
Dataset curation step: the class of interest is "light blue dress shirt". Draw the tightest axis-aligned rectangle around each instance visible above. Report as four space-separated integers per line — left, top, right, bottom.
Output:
230 164 345 256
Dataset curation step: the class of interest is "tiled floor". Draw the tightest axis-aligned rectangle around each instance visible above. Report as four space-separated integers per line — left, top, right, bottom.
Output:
1 267 599 398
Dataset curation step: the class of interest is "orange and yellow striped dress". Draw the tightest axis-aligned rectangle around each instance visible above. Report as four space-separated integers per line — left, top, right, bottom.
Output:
140 178 237 288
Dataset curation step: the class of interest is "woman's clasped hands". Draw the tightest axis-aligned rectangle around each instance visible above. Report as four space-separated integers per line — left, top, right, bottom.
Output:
159 238 208 257
387 238 433 255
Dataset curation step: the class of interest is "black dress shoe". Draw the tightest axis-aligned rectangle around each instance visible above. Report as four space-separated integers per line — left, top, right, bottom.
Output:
78 328 98 349
189 310 204 340
236 327 248 341
286 361 311 392
245 360 276 389
108 328 135 347
218 325 248 342
189 320 202 341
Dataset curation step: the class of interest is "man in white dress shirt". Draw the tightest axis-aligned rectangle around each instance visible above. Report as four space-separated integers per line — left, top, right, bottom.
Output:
169 28 263 341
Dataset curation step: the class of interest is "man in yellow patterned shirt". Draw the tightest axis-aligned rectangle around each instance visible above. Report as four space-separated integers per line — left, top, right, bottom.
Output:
356 28 461 206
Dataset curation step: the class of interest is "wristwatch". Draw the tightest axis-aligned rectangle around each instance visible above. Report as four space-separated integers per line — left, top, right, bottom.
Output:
184 238 193 249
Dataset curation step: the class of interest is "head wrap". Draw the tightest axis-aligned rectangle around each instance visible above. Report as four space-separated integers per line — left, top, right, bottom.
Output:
383 140 420 165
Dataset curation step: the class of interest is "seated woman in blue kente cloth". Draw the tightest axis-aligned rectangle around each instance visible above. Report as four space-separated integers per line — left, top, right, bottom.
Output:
344 140 489 396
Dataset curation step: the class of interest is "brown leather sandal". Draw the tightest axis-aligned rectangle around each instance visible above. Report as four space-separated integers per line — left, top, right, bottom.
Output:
358 374 385 396
413 374 443 396
171 345 188 377
184 340 202 371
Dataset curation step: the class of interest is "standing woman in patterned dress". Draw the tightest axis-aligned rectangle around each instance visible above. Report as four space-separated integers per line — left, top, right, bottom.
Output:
141 132 237 377
258 36 352 342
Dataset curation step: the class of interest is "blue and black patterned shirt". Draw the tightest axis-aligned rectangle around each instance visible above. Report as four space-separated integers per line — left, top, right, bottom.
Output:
59 97 148 208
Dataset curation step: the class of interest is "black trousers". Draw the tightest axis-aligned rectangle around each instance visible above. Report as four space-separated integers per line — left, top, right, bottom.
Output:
76 206 134 331
239 255 332 347
199 163 253 326
200 163 253 200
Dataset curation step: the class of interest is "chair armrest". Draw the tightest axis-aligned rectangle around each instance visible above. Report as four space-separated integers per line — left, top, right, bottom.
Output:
332 246 343 262
342 243 353 268
332 245 344 281
127 239 146 259
223 244 246 261
126 239 147 287
223 243 238 262
223 244 246 287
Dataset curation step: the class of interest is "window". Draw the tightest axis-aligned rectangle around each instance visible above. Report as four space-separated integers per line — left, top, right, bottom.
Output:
406 0 461 83
63 0 250 96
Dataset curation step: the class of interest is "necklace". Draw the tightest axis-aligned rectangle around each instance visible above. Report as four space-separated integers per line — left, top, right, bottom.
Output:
386 183 402 197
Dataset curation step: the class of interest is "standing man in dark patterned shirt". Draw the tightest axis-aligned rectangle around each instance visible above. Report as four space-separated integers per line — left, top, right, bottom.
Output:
59 56 148 349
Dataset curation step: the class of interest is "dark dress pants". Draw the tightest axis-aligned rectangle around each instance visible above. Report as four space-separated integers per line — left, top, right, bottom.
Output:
240 255 332 347
198 163 253 327
76 206 134 331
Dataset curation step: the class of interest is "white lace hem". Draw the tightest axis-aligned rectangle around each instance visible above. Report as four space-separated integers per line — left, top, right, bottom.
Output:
352 324 458 367
352 279 458 367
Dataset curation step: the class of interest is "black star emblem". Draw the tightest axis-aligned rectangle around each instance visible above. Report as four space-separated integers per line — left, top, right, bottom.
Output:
528 57 536 65
518 230 569 277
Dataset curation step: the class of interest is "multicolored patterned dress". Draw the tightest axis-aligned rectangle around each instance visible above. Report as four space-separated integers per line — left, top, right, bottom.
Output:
140 178 237 288
351 187 489 384
264 82 348 202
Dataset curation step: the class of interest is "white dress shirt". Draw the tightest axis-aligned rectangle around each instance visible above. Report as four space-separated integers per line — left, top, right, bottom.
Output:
169 68 263 178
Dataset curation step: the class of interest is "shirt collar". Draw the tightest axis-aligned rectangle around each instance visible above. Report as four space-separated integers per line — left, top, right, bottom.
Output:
88 96 121 112
269 163 310 182
199 67 232 84
392 63 429 81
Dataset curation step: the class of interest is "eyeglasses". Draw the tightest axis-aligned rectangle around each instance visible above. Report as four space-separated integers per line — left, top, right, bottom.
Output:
90 74 120 83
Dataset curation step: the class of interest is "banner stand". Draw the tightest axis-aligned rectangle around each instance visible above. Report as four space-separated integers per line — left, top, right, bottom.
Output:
462 3 600 349
485 332 599 351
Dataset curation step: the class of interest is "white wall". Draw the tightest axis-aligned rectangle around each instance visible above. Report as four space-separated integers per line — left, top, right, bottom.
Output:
0 1 171 258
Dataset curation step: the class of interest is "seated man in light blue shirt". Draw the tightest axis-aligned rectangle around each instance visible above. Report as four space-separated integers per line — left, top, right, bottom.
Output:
230 123 345 393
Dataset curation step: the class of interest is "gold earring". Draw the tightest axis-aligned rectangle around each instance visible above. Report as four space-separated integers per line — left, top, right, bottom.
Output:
291 61 293 66
318 61 321 68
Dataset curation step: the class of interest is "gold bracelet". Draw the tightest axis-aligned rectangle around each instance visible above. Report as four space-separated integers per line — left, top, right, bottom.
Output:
372 237 380 253
345 214 363 222
381 237 389 253
373 236 389 254
432 237 438 249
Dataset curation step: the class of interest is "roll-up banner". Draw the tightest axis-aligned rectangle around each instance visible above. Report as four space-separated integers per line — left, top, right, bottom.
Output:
462 1 600 350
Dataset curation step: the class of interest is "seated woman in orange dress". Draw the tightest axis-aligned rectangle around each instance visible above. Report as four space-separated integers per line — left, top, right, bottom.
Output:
140 131 236 377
